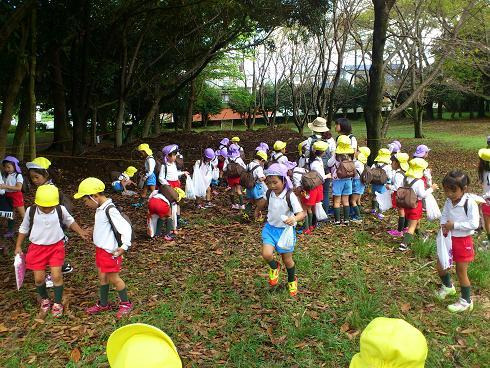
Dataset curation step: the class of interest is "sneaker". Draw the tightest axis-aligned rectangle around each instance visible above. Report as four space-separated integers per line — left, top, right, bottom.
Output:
447 298 473 313
163 235 175 242
131 202 144 208
231 204 239 209
343 221 350 226
51 303 64 318
86 302 114 315
204 202 215 208
479 240 489 251
240 205 246 210
304 228 312 235
376 212 385 220
334 221 342 226
387 229 404 237
399 243 409 251
40 299 51 314
116 301 133 319
61 263 74 274
45 275 54 288
435 284 456 300
351 216 362 223
268 262 281 286
3 231 14 238
403 227 409 233
197 204 206 209
288 276 298 297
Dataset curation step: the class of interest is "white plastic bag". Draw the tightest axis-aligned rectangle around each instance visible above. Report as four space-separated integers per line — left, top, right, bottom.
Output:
436 229 453 270
193 162 208 198
185 174 196 200
425 193 441 220
171 203 178 231
277 215 296 252
212 167 220 181
376 190 393 212
14 254 26 290
314 202 328 221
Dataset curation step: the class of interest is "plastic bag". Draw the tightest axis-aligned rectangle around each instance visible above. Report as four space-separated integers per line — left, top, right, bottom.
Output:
212 167 220 181
171 203 178 231
14 254 26 290
425 193 441 220
314 202 328 221
147 213 159 238
185 175 196 200
436 229 453 270
375 190 392 212
193 162 208 198
277 215 296 252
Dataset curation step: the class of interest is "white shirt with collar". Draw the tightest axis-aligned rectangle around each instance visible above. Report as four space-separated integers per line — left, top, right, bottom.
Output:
4 173 23 192
405 177 433 200
159 161 184 183
93 199 132 252
354 160 364 179
391 169 405 191
262 188 303 228
309 157 327 181
19 205 74 245
247 161 265 182
297 156 308 169
144 156 156 179
440 194 480 237
271 152 288 164
0 175 5 195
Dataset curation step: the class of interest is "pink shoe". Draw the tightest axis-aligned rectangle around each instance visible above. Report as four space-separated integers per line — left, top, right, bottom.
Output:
387 229 403 237
403 227 409 233
163 235 175 242
51 303 64 318
40 299 51 314
116 301 133 319
86 302 114 315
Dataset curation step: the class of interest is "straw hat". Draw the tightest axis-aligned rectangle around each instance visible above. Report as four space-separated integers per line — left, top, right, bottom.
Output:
308 117 329 133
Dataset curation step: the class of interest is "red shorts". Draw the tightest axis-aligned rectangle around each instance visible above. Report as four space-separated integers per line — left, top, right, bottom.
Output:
148 197 170 218
301 185 324 207
482 202 490 217
404 200 423 220
25 240 65 271
5 191 24 207
227 176 241 187
391 191 398 208
452 236 474 262
167 180 181 189
95 247 122 273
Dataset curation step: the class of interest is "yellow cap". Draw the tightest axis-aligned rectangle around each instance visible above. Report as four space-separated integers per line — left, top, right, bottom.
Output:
405 158 429 179
137 143 153 156
74 177 105 199
298 141 306 155
357 153 368 164
256 150 267 161
35 185 59 207
336 135 354 154
358 146 371 157
394 152 409 171
350 317 427 368
175 187 186 202
124 166 138 178
107 323 182 368
27 157 52 170
312 141 328 152
274 140 287 151
478 148 490 162
231 136 240 143
374 148 391 165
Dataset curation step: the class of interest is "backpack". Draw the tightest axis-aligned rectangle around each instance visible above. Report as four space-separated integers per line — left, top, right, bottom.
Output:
225 159 244 178
159 184 179 203
336 156 356 179
396 178 419 209
240 164 260 189
266 189 293 213
28 204 63 236
105 204 135 247
301 171 323 191
371 164 388 185
359 167 373 185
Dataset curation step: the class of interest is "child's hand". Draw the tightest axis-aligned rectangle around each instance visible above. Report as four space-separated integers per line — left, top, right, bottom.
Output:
443 221 454 231
113 247 125 257
14 246 22 255
325 173 332 179
79 229 90 241
0 184 5 189
431 184 438 190
283 216 296 226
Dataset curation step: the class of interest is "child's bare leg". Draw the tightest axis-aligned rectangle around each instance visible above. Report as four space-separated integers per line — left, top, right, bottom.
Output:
206 187 211 201
17 206 25 218
108 272 129 303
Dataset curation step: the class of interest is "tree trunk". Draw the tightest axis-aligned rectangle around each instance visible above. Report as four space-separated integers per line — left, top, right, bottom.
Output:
50 47 70 151
414 102 423 138
13 87 29 160
203 113 209 128
154 112 161 136
115 97 126 146
425 101 434 120
28 7 37 160
184 79 196 132
364 0 395 164
90 107 97 146
437 100 443 119
478 97 485 118
142 94 161 138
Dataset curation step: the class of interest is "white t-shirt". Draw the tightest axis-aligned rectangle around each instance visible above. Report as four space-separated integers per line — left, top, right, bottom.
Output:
159 161 184 183
292 167 307 188
93 199 132 252
297 156 308 169
144 156 156 179
354 160 364 180
224 157 246 170
271 152 288 164
440 194 480 237
309 157 327 181
19 205 74 245
4 173 22 192
263 189 303 228
247 161 265 183
371 163 393 184
391 169 405 191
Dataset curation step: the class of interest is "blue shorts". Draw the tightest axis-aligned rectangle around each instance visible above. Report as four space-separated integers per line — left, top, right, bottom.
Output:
261 223 296 254
146 173 157 186
332 178 353 196
352 179 365 195
211 179 219 187
112 181 123 192
371 183 386 194
246 182 265 200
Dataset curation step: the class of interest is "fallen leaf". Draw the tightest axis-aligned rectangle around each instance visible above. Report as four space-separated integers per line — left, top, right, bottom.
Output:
0 323 8 333
460 328 477 334
70 348 81 363
347 330 360 340
28 356 36 364
400 303 411 313
340 322 350 333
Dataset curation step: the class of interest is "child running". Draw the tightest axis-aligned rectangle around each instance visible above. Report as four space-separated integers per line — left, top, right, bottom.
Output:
398 158 438 251
271 141 288 165
255 163 305 296
225 144 247 210
478 148 490 248
1 156 25 237
15 185 88 317
74 177 133 318
351 147 371 222
387 152 409 237
435 170 479 312
112 166 138 194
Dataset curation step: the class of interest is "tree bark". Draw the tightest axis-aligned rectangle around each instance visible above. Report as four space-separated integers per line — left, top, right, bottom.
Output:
0 0 35 51
49 47 70 151
142 94 161 138
364 0 396 163
13 87 29 160
184 79 196 132
478 97 485 118
437 100 443 119
414 102 423 138
153 111 161 136
28 7 37 160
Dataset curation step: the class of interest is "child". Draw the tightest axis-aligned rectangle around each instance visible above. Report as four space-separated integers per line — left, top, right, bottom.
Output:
218 138 230 151
478 148 490 248
370 148 393 219
136 143 156 199
328 135 355 225
387 152 409 237
254 163 305 296
225 144 247 209
399 158 438 251
413 144 432 187
112 166 137 193
335 118 357 151
15 185 88 317
245 150 267 215
74 177 133 318
256 142 269 154
387 140 402 154
1 156 25 237
435 170 479 312
351 147 371 222
271 141 288 164
303 141 329 232
216 147 228 186
297 142 308 168
195 148 216 208
231 136 245 156
147 187 185 241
